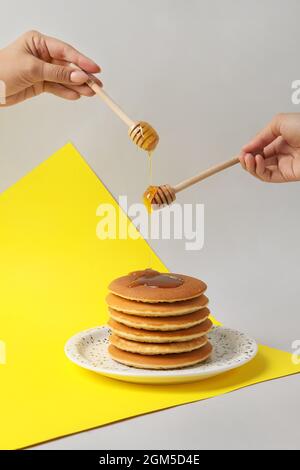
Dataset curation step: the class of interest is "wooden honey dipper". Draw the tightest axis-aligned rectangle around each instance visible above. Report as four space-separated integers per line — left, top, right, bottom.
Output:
144 156 241 210
70 64 159 152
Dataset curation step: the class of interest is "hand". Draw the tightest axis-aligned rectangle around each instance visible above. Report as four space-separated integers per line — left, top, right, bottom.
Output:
239 113 300 183
0 30 102 106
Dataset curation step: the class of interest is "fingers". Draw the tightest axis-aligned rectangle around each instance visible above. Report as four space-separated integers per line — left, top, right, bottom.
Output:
40 60 89 85
21 31 102 89
239 114 288 181
1 90 31 106
239 154 247 171
2 83 44 106
239 153 258 174
242 114 283 155
39 60 103 88
263 155 279 167
1 82 80 105
44 82 80 100
255 154 272 181
244 153 256 176
261 136 282 159
51 59 103 87
4 81 97 106
43 34 101 73
240 153 272 182
64 83 95 97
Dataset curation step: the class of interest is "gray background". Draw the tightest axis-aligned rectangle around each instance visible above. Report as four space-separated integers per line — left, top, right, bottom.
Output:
0 0 299 450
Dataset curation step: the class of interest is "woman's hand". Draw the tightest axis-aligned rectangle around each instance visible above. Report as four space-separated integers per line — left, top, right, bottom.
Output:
239 113 300 183
0 30 102 106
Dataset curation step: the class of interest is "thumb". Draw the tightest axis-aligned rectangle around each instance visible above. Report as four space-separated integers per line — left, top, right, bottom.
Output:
41 61 89 85
242 114 283 155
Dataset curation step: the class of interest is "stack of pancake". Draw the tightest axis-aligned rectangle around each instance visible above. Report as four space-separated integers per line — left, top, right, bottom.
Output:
106 269 213 370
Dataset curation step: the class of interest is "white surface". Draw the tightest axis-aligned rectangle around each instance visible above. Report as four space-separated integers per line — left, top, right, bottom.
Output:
33 374 300 450
0 0 299 450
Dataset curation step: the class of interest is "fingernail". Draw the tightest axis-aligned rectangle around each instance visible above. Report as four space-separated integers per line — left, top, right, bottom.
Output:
70 70 88 83
94 63 101 72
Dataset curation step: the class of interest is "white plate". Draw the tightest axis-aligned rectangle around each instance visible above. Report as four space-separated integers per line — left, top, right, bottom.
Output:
65 326 258 384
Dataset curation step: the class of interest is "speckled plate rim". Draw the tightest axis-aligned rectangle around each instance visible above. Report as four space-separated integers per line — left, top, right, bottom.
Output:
65 326 258 380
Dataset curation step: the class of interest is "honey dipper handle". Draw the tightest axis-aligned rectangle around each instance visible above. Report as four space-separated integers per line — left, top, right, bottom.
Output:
70 63 135 128
87 80 135 127
173 156 240 193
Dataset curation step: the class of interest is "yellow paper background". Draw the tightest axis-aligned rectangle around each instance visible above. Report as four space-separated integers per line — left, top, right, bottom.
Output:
0 143 299 449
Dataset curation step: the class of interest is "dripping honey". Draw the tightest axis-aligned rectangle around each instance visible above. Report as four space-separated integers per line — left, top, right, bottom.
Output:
143 185 158 214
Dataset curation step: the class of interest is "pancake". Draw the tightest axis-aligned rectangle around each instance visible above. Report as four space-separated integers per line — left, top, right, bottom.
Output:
106 293 209 317
108 318 213 343
108 342 213 369
109 307 210 331
108 272 207 303
110 334 207 355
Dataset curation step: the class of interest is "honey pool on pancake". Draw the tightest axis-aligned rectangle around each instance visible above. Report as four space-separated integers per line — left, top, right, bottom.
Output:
129 269 184 288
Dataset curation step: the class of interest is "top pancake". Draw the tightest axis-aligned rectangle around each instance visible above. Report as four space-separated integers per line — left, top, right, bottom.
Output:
108 272 207 303
106 293 209 316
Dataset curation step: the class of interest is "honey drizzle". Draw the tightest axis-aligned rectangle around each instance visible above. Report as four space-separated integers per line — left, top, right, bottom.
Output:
140 150 158 268
147 152 153 268
129 269 184 288
143 185 158 214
